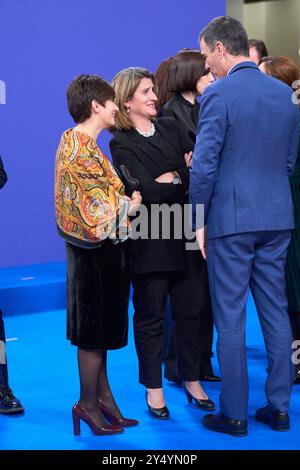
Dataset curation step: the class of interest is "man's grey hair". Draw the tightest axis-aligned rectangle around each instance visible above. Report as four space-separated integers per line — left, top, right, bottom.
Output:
200 16 250 57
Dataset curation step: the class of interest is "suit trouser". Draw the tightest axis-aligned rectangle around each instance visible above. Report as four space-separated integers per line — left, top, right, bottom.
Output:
0 310 9 388
132 256 205 388
206 230 294 420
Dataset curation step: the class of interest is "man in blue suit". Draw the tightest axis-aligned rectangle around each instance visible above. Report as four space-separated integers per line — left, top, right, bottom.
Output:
190 16 299 436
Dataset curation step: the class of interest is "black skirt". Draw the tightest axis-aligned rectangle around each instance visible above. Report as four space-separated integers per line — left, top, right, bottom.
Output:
65 241 130 349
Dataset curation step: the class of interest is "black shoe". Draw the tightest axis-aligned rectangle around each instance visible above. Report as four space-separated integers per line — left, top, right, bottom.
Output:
183 384 215 411
0 387 24 415
203 413 248 437
199 374 221 383
255 404 290 431
145 391 169 420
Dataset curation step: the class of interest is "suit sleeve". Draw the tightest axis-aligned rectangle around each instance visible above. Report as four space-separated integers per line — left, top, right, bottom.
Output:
287 110 300 177
110 138 185 205
0 157 8 189
189 87 227 229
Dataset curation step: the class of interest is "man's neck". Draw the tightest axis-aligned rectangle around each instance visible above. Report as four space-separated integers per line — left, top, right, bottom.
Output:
226 56 252 76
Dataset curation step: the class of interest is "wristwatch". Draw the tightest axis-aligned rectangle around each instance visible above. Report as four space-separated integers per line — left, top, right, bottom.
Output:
172 172 180 185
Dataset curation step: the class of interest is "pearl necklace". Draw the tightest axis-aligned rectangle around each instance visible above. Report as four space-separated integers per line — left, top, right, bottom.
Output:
136 122 155 137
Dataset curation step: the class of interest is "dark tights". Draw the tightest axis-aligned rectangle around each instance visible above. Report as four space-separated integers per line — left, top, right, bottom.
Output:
77 348 122 427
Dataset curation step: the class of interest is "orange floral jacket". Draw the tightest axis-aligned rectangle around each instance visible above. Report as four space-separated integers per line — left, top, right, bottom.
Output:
54 129 130 248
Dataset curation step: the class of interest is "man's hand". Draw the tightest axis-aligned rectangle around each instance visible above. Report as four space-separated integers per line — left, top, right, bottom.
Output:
196 226 207 260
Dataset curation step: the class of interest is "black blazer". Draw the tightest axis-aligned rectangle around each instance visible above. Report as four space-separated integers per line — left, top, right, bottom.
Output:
160 94 200 148
0 157 7 189
110 117 192 275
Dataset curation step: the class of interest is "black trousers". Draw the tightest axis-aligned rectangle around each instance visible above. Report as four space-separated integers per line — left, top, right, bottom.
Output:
132 250 210 388
0 310 8 388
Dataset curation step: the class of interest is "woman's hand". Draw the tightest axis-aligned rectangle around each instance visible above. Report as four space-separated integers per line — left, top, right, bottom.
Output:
155 172 181 183
128 190 142 216
196 226 207 260
184 151 193 167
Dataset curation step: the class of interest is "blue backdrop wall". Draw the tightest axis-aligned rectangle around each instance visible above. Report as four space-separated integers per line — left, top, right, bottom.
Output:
0 0 225 268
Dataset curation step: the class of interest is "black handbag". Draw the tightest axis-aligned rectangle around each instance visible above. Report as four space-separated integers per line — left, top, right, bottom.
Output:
115 164 139 197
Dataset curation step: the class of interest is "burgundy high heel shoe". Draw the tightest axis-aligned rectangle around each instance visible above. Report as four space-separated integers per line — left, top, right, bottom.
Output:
72 402 124 436
97 399 139 427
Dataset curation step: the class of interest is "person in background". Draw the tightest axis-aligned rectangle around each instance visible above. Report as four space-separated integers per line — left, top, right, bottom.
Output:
249 38 269 65
154 56 174 112
259 55 300 385
54 74 141 436
110 67 215 420
158 50 219 385
0 157 24 415
191 16 298 436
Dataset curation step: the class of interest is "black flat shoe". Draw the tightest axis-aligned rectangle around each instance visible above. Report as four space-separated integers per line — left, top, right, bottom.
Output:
203 413 248 437
145 392 169 420
183 384 215 411
255 404 290 431
199 374 221 383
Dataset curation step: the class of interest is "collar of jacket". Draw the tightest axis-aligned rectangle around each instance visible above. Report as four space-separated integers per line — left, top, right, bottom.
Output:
228 61 260 76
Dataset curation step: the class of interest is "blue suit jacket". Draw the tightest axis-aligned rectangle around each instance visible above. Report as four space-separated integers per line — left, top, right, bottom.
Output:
190 61 299 239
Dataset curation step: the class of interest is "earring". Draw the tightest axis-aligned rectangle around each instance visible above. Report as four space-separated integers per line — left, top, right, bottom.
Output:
126 107 130 113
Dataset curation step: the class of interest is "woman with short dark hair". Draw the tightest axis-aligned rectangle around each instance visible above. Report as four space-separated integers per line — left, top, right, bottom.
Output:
158 50 218 385
158 50 214 147
55 74 141 435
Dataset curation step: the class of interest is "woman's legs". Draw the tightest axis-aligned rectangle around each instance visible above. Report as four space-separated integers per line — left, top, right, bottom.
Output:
169 252 212 400
132 273 169 408
77 347 107 427
97 350 122 419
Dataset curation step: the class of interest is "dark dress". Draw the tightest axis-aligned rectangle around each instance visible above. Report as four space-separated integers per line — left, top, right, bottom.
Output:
160 95 215 381
160 94 200 147
66 241 130 350
110 117 210 387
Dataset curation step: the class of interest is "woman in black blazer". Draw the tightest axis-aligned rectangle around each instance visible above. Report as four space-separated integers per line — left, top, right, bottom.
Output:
157 50 220 385
110 67 215 419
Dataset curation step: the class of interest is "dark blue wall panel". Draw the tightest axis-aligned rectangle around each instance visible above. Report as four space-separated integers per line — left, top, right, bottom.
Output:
0 0 225 267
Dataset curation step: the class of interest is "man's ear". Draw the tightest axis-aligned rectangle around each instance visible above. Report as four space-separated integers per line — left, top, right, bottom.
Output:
215 41 225 57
